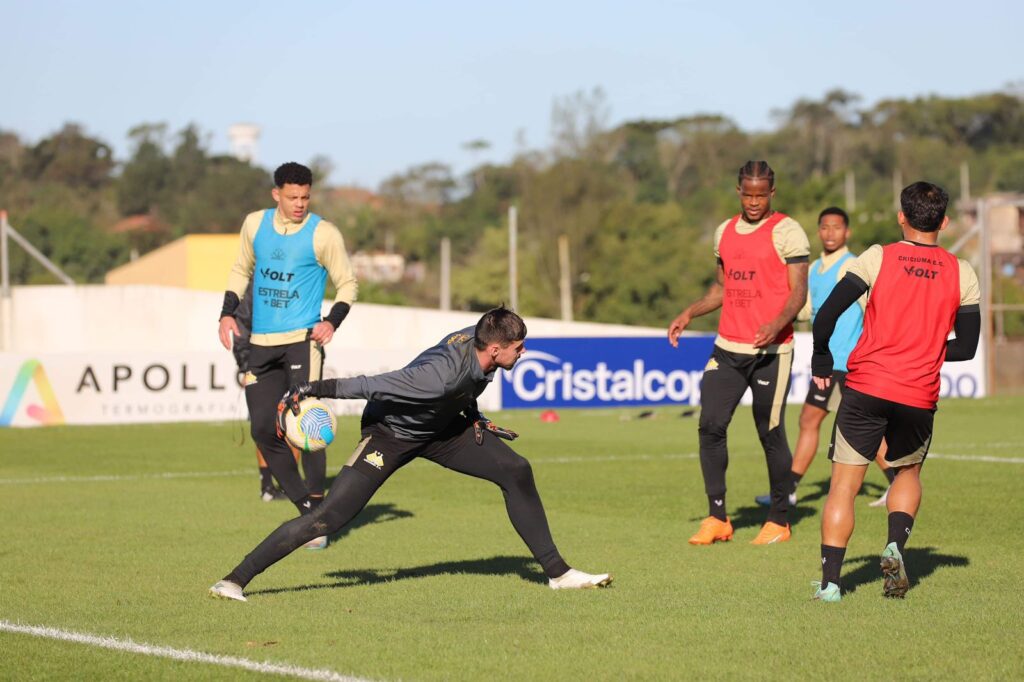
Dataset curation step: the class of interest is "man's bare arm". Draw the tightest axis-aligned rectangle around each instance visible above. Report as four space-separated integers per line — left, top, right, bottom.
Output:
668 265 725 348
753 262 808 348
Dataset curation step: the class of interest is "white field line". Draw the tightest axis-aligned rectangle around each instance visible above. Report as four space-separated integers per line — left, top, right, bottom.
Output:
1 450 1022 487
532 452 700 464
0 620 371 682
928 453 1024 464
936 442 1023 449
0 469 252 485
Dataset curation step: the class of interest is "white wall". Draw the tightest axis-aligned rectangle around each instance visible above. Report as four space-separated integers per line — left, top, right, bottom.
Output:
2 284 661 353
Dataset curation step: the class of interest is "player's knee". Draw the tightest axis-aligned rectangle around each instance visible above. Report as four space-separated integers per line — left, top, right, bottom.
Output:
799 409 824 431
755 423 778 442
698 414 729 440
500 454 535 489
311 505 345 535
250 419 277 446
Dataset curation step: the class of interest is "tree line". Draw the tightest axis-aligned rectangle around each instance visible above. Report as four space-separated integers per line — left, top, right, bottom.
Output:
1 87 1022 330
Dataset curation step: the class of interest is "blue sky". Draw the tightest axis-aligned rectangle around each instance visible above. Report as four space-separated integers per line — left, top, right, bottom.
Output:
2 0 1020 188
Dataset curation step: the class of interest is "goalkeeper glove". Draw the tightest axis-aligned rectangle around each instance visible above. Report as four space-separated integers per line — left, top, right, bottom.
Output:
473 415 518 444
276 382 314 438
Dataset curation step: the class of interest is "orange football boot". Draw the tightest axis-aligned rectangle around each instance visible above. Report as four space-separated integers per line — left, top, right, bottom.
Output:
688 516 734 545
750 521 791 545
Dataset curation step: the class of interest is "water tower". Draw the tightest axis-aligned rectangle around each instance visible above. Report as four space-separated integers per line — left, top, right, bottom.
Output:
228 123 261 164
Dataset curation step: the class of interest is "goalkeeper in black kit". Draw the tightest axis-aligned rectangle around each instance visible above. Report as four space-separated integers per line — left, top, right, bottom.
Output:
209 306 611 601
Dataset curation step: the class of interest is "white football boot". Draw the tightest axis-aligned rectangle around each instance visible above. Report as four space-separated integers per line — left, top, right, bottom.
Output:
548 568 613 590
208 580 247 602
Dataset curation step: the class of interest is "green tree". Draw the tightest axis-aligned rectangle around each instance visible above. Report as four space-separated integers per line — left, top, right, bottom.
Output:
9 202 128 284
22 124 114 190
579 201 716 328
118 123 170 216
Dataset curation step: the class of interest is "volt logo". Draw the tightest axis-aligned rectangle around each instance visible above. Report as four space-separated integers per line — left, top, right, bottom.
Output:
0 360 65 426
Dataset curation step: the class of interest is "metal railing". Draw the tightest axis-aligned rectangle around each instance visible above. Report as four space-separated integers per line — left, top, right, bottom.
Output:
0 210 76 351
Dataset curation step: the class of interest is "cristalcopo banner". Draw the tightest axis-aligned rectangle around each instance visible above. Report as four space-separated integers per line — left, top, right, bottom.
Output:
499 333 985 409
500 336 717 408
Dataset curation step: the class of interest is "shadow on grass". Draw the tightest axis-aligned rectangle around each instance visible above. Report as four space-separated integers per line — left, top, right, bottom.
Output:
841 546 969 595
686 475 893 531
248 555 545 596
727 502 817 531
327 503 414 543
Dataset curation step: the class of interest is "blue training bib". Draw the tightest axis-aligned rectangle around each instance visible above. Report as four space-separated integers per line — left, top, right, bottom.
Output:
251 210 327 334
810 252 863 372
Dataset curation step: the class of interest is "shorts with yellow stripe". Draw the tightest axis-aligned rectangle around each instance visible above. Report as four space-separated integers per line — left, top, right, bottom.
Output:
828 386 935 467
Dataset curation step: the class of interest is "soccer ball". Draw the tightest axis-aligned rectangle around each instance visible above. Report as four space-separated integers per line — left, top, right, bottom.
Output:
283 398 337 452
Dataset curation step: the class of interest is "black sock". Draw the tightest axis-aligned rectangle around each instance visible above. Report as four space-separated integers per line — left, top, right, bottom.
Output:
259 467 274 490
884 467 897 484
821 544 846 587
788 470 803 494
545 559 572 580
295 495 314 515
887 511 914 553
708 494 727 521
223 571 245 587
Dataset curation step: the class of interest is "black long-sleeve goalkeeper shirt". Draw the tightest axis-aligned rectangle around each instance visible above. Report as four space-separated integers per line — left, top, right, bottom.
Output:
314 327 493 441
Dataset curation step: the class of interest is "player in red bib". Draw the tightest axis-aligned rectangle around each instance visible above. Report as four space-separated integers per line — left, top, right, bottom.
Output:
668 161 810 546
808 182 981 602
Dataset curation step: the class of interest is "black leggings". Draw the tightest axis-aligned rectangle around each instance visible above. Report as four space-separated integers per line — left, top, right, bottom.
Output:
697 346 793 525
228 420 569 587
245 341 327 507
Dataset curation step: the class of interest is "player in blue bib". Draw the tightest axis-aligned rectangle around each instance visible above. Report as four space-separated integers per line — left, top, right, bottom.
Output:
219 163 358 548
756 207 893 509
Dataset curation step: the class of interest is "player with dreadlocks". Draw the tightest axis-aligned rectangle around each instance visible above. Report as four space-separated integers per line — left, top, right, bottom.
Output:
668 160 810 545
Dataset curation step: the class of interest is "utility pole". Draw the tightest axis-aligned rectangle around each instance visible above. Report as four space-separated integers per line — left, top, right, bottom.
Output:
978 198 993 395
558 234 573 321
892 168 903 210
1 211 9 299
960 161 971 203
844 169 856 210
439 237 451 311
1 211 10 351
508 205 518 312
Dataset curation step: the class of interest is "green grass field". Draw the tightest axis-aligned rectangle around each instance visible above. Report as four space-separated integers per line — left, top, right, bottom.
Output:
2 397 1023 681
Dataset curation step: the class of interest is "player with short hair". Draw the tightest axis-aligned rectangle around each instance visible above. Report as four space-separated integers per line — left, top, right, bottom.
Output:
810 181 980 602
754 207 893 509
668 160 810 545
218 162 358 547
209 307 611 601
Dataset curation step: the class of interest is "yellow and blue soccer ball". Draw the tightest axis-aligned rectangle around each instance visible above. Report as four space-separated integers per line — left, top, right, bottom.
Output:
284 398 337 452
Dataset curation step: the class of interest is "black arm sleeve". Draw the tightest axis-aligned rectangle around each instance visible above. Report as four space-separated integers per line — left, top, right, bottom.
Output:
219 291 240 319
234 280 254 332
811 274 868 376
324 302 351 330
310 352 456 403
945 305 981 361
